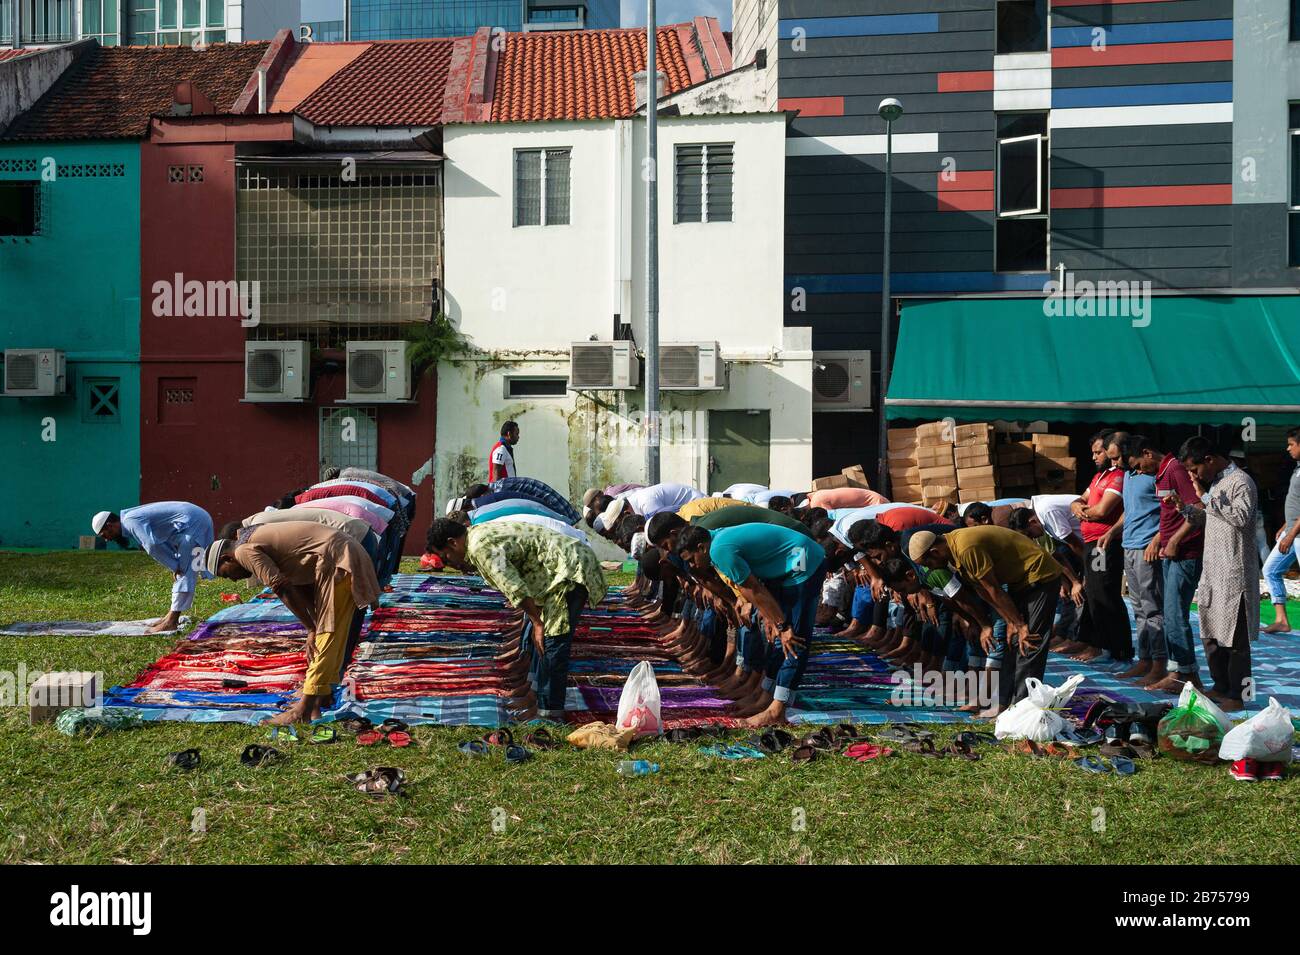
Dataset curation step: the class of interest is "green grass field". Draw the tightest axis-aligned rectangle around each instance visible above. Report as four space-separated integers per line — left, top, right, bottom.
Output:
2 549 1300 865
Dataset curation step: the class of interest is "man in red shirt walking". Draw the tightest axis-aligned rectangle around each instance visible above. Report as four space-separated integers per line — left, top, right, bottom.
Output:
1070 430 1129 663
488 420 520 482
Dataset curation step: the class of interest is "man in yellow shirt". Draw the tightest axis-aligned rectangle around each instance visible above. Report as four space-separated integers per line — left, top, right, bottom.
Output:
910 525 1061 718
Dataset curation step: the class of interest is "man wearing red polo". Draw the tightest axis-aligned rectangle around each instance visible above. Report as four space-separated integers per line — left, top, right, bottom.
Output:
1070 430 1128 663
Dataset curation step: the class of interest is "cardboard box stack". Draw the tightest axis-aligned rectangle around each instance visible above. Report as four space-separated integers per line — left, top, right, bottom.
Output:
1032 433 1075 493
885 427 923 503
952 422 997 504
915 421 958 507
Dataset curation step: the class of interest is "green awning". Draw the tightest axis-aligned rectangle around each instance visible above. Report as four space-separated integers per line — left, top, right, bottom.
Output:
885 295 1300 425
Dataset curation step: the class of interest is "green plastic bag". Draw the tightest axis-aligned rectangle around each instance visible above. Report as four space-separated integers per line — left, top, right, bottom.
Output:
1157 684 1233 764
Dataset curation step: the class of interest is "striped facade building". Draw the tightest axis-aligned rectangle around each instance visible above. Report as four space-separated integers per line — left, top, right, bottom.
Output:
734 0 1300 479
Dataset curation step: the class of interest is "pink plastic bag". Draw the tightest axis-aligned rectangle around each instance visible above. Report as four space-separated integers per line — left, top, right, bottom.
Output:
615 661 662 737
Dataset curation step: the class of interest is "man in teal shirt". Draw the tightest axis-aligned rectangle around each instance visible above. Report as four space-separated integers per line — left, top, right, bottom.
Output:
676 523 826 727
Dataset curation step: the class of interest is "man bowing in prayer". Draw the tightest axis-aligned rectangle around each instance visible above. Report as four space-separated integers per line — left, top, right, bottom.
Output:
92 502 214 633
204 521 381 724
426 518 607 721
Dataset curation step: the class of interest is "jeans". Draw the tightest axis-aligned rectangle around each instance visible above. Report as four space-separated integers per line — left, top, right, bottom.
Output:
520 585 587 713
851 584 874 624
1124 547 1165 662
940 608 968 671
761 567 827 705
1262 536 1298 606
1162 556 1202 674
737 608 766 672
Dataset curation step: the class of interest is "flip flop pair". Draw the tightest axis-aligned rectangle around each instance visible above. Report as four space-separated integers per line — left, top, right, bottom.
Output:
842 742 893 762
1075 755 1137 776
357 719 411 748
458 737 532 763
240 744 286 768
701 743 766 760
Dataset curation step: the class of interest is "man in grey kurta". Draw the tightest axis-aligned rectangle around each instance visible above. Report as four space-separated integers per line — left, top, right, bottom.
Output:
1174 437 1259 711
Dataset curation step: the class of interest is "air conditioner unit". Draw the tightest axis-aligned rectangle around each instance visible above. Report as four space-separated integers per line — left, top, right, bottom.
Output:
813 350 871 410
659 341 725 391
244 341 309 402
3 349 66 397
569 341 639 390
346 340 412 402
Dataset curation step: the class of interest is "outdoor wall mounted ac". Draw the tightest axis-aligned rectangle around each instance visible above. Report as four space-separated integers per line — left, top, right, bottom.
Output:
569 341 639 390
659 341 725 391
244 341 309 402
3 348 66 397
346 340 412 402
813 350 871 411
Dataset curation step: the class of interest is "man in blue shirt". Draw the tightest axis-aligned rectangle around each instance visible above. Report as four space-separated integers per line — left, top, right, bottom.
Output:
676 523 826 727
92 502 214 632
1118 434 1166 686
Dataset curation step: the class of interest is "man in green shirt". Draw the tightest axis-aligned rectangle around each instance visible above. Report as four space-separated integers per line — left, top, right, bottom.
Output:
427 518 607 720
911 525 1062 717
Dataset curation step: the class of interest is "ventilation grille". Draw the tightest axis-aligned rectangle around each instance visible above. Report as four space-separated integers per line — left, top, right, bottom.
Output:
246 348 284 393
571 345 614 388
814 360 852 401
660 346 700 389
4 353 36 391
349 349 386 393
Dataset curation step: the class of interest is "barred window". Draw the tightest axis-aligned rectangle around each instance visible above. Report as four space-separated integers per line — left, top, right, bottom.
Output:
514 148 571 227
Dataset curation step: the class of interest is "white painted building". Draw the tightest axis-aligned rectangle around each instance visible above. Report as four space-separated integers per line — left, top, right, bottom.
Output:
436 62 812 506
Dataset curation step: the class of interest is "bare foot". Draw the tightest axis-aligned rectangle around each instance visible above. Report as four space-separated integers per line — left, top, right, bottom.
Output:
743 702 788 728
267 702 313 725
1263 620 1293 634
975 704 1003 720
1070 647 1103 662
1118 661 1151 680
1138 663 1169 688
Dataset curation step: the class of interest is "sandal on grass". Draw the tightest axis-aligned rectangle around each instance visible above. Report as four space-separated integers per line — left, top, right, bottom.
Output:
484 729 514 747
349 766 406 796
524 728 557 749
458 739 489 756
338 717 373 735
265 725 299 744
309 725 337 745
240 744 285 768
791 744 819 763
1074 755 1109 774
378 718 409 735
756 729 794 753
356 730 383 747
165 748 201 771
944 738 981 761
505 744 532 764
902 738 942 757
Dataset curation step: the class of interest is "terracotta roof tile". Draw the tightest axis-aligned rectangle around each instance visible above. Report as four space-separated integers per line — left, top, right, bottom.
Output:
488 26 692 123
294 39 456 127
0 48 34 62
3 42 269 140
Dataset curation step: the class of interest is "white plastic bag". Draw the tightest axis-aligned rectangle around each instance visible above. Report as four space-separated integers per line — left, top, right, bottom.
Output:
994 674 1086 741
1219 697 1294 763
615 661 662 737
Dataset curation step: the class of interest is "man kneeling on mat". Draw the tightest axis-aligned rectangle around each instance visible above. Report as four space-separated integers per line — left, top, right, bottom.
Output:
205 521 381 725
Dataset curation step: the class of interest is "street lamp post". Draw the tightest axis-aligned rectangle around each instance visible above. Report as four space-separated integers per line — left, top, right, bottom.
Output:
645 0 661 485
876 97 903 497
